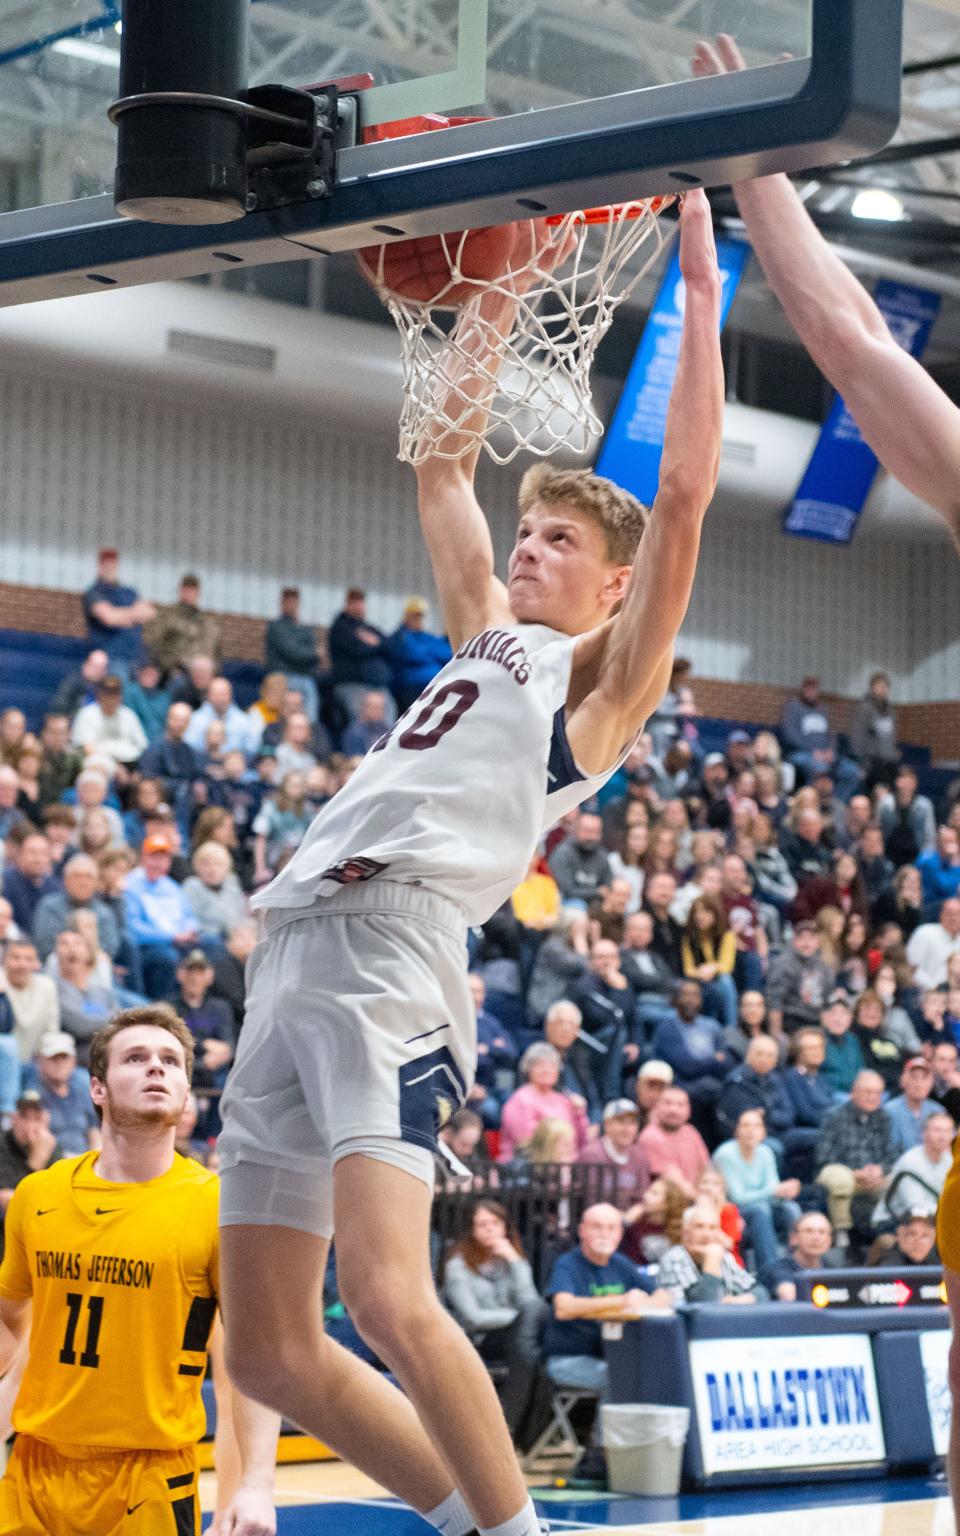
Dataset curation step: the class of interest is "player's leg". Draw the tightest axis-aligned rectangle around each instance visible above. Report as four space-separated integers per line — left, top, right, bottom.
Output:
333 1151 537 1532
218 1214 460 1516
946 1269 960 1532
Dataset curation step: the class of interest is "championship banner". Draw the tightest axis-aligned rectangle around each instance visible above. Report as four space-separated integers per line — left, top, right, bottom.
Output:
595 236 750 506
689 1334 886 1475
784 280 942 545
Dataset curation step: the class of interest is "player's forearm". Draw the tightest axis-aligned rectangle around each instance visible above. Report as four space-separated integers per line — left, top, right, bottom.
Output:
655 274 724 521
231 1389 282 1494
734 174 886 367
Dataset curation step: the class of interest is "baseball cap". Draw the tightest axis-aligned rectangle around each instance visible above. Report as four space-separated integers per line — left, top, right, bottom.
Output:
281 585 299 599
603 1098 640 1121
15 1090 44 1111
179 948 211 969
346 587 365 601
404 596 428 615
38 1030 77 1058
826 987 853 1006
898 1209 936 1226
704 752 726 769
904 1055 933 1071
97 546 119 562
142 833 173 855
639 1060 674 1084
794 920 818 935
727 729 752 745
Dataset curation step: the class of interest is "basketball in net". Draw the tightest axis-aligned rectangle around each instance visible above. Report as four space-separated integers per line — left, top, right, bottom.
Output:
356 114 674 466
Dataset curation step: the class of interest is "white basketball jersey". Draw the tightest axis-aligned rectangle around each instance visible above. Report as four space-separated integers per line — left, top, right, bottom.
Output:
254 623 635 926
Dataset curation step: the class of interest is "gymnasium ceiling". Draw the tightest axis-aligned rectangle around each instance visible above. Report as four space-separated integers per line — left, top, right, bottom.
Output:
1 2 959 361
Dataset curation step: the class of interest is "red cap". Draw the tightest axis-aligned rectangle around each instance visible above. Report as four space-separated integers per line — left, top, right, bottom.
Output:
142 833 173 856
904 1056 933 1071
98 547 119 562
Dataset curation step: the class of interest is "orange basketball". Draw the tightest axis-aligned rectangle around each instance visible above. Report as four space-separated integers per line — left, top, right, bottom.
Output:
357 221 524 306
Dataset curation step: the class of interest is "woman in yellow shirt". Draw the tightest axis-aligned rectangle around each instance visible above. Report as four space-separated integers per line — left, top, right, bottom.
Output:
681 894 738 1031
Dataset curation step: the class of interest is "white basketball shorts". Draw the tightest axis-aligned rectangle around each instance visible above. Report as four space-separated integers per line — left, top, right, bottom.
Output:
217 879 475 1238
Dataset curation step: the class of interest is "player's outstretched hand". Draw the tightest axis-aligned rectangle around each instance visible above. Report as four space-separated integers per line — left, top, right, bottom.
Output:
691 32 747 80
209 1485 277 1536
677 188 720 293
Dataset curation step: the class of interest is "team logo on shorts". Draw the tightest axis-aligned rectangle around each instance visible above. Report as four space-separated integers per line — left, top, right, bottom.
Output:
398 1048 468 1153
319 856 388 885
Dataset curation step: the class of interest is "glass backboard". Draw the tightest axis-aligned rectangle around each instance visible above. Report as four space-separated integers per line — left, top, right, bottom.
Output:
0 0 903 306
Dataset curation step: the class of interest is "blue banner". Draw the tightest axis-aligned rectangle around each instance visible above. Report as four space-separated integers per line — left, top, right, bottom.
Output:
595 236 750 505
784 280 942 544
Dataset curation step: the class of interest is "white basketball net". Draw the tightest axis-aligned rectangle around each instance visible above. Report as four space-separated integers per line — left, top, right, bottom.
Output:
360 198 673 466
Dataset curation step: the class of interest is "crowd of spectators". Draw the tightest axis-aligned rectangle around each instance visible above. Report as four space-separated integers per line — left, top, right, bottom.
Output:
2 550 959 1469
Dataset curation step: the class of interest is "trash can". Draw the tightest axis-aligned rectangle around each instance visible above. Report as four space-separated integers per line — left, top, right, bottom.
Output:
600 1403 689 1496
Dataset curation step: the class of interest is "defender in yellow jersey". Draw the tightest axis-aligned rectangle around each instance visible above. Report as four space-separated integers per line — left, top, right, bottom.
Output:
0 1006 279 1536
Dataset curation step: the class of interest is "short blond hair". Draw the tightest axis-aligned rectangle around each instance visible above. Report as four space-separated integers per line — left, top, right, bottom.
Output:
518 464 649 567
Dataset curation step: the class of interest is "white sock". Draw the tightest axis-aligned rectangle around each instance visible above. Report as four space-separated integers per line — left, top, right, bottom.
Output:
423 1490 475 1536
478 1497 542 1536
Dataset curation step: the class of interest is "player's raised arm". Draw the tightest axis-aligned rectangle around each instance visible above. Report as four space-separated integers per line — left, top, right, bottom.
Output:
568 190 724 773
694 33 960 556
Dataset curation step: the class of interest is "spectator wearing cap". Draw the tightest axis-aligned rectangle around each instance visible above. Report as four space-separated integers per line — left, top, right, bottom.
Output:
780 675 860 800
22 1030 100 1155
907 898 960 991
819 991 865 1097
184 676 257 758
2 833 59 937
341 690 392 758
765 921 835 1037
700 753 733 832
386 597 453 714
0 940 59 1064
0 1091 62 1256
123 833 202 999
885 1056 942 1155
815 1071 895 1242
167 950 234 1115
328 587 395 724
51 648 110 722
123 660 172 745
577 1099 652 1210
83 547 156 680
32 853 120 963
873 1210 940 1268
634 1059 674 1129
51 927 119 1067
849 672 899 792
143 572 222 678
265 586 322 724
725 729 754 779
72 672 148 774
878 764 937 868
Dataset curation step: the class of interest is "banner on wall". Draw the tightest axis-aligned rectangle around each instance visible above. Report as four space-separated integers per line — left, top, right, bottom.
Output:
920 1329 951 1456
689 1334 886 1475
594 237 750 506
784 281 942 545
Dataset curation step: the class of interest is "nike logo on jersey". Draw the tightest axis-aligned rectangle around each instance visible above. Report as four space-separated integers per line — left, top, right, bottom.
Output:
126 1499 148 1516
36 1208 57 1216
95 1206 121 1215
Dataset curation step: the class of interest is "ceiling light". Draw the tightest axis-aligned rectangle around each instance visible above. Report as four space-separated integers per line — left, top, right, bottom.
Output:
850 189 905 222
51 37 120 67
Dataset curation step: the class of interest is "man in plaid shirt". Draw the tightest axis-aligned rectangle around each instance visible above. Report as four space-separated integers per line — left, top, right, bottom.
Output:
658 1204 765 1303
815 1071 895 1243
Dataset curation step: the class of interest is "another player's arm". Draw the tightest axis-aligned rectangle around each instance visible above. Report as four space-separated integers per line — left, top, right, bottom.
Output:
567 191 724 773
694 34 960 555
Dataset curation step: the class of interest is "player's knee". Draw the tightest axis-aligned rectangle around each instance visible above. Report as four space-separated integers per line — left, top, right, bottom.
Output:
223 1322 325 1407
340 1269 439 1355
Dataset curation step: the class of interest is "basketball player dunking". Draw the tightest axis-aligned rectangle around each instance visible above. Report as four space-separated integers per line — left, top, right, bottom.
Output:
216 190 723 1536
695 32 960 1530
